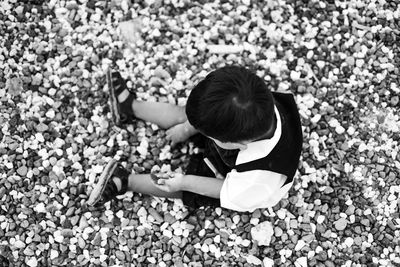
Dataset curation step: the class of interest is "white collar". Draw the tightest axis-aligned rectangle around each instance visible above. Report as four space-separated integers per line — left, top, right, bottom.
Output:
235 105 282 165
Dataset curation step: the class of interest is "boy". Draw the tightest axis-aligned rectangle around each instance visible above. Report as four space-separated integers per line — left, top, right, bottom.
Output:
87 66 302 212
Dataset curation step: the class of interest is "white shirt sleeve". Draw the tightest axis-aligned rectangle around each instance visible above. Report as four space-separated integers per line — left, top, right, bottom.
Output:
220 169 293 212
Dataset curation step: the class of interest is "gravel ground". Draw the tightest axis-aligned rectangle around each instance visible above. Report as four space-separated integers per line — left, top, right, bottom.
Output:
0 0 400 266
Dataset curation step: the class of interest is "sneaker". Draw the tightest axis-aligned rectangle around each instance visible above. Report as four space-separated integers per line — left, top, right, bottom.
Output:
107 69 136 127
87 159 130 206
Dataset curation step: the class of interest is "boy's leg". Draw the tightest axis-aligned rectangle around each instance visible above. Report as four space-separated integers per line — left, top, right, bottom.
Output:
109 70 187 129
132 100 187 129
126 173 182 198
87 159 182 206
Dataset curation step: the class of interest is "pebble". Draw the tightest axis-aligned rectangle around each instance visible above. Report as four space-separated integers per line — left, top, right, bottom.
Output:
232 215 240 225
316 215 325 224
0 2 399 267
15 240 26 249
295 240 306 251
263 257 274 267
295 257 308 267
344 237 354 247
50 249 59 259
35 203 46 213
201 243 209 253
277 210 286 219
16 165 28 176
246 255 262 265
163 229 173 239
26 257 38 267
251 221 274 246
116 251 125 261
274 227 283 237
334 218 347 231
346 56 355 66
361 219 370 227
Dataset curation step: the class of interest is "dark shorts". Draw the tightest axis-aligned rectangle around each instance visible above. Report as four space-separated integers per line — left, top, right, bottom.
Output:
181 153 221 209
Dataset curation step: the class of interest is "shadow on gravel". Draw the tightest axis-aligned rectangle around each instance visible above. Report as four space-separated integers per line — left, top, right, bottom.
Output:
0 255 9 267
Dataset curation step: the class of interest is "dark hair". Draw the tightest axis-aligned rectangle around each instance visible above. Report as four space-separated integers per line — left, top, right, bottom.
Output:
186 66 275 143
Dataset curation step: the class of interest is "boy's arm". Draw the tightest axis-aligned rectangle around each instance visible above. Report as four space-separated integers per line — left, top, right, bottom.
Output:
166 120 199 145
154 173 223 199
180 174 223 199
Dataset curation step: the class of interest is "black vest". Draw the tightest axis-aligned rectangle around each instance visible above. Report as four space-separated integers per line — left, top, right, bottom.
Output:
204 92 303 186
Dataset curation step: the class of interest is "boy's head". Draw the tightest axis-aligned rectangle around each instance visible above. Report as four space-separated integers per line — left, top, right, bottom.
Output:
186 66 275 146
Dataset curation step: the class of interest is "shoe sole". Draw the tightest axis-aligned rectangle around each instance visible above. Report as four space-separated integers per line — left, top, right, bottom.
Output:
107 69 122 126
87 159 118 206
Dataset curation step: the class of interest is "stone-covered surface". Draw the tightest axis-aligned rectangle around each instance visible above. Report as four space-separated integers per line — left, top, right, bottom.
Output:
0 0 399 266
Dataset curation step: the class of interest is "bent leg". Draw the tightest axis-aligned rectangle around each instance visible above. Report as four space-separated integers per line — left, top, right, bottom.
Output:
127 173 182 199
133 101 187 129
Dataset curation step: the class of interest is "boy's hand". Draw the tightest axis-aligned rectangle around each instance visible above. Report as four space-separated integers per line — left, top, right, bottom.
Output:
151 172 184 193
166 123 191 146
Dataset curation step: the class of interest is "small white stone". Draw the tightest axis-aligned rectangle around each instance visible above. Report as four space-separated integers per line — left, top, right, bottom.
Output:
263 257 274 267
199 229 205 237
147 257 156 264
344 237 354 247
26 257 38 267
59 179 68 189
136 146 147 157
295 240 306 251
99 255 107 261
347 126 355 135
232 215 240 225
295 256 308 267
251 221 274 246
45 109 55 119
116 210 124 218
35 133 45 142
201 243 209 253
48 88 57 96
162 229 172 239
388 194 396 201
14 240 26 249
277 209 286 219
290 71 301 80
215 207 222 216
364 209 372 215
173 228 183 236
310 114 321 123
335 125 345 134
35 203 46 213
209 244 217 253
316 215 325 224
235 236 243 245
50 249 59 259
137 207 147 217
246 255 262 265
250 218 259 225
54 231 63 243
241 239 251 247
92 165 103 174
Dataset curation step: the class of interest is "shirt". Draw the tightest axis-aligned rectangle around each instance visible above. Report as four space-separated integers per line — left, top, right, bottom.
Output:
203 92 303 212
